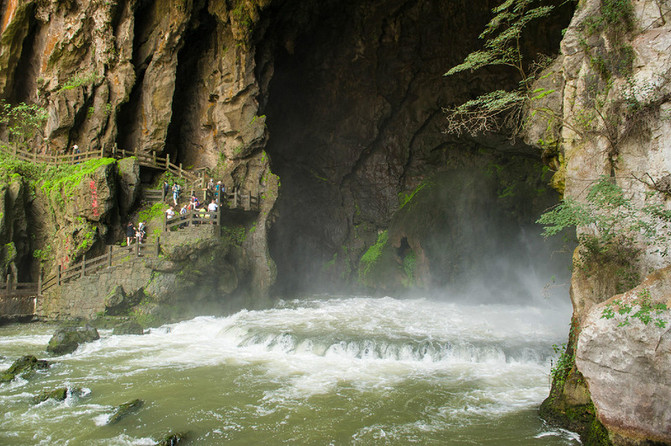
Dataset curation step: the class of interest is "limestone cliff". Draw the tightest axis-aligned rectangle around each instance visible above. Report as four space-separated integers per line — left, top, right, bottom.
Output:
527 0 671 443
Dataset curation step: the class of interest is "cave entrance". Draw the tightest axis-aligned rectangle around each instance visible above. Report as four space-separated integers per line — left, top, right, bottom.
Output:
257 0 573 298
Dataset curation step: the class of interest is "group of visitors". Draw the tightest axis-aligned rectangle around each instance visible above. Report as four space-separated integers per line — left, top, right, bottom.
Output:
159 178 227 231
125 221 146 246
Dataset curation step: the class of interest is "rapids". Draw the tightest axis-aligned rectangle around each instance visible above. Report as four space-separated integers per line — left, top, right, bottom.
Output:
0 296 580 445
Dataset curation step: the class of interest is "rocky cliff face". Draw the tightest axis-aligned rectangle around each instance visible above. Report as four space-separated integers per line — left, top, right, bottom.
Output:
527 0 671 443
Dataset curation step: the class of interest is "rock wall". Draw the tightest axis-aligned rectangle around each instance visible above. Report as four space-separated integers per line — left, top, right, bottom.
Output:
38 222 262 321
528 0 671 443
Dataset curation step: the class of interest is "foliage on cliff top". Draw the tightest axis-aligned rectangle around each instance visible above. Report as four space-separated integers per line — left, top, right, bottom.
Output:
0 100 48 150
538 177 671 288
443 0 562 136
39 157 116 198
0 150 116 192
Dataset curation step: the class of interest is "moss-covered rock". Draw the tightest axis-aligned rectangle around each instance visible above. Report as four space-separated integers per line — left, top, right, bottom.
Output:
32 387 69 404
46 325 100 355
108 398 144 425
0 355 49 383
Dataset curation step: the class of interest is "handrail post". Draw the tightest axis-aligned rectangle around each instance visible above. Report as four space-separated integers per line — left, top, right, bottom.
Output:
218 206 222 237
81 255 86 278
163 213 167 233
179 163 183 178
6 274 11 294
152 151 156 165
57 265 61 286
108 245 113 267
135 239 140 257
166 153 170 170
156 237 160 257
37 266 42 295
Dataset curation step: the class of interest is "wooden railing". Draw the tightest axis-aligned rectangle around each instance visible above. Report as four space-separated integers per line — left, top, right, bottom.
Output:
41 241 160 294
110 146 205 189
1 145 105 165
164 208 222 234
0 275 39 297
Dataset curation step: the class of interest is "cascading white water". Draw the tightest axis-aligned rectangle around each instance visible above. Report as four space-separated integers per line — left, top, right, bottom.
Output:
0 296 580 445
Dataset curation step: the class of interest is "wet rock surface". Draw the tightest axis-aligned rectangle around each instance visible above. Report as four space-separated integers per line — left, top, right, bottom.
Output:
108 398 144 425
46 325 100 355
0 355 49 383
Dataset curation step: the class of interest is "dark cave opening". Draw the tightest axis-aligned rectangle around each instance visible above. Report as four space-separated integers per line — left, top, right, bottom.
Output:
115 0 156 153
4 9 40 103
258 0 574 297
165 4 218 167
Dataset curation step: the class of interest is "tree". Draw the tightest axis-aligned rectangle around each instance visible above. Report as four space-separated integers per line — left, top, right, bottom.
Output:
443 0 557 137
0 99 48 152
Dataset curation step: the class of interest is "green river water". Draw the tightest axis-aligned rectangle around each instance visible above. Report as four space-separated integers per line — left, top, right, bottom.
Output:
0 296 580 445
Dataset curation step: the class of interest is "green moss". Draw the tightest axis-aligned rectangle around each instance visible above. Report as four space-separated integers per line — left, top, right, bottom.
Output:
398 182 429 210
39 157 116 203
401 251 416 287
358 230 388 283
221 225 247 246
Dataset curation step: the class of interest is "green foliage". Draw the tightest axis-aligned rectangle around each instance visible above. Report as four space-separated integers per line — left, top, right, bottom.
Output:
398 181 429 210
57 72 102 93
39 158 117 208
138 202 168 223
550 342 574 390
581 0 636 80
538 176 671 258
602 287 668 328
358 230 389 283
401 251 417 287
446 0 555 78
221 225 247 246
0 100 48 149
33 245 52 262
443 0 560 136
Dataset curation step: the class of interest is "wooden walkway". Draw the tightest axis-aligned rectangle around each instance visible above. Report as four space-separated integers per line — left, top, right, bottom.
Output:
0 276 40 319
109 146 206 190
2 145 105 164
41 241 160 294
0 144 262 318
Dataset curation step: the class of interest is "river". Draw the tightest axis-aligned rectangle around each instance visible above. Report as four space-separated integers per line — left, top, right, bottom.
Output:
0 295 580 445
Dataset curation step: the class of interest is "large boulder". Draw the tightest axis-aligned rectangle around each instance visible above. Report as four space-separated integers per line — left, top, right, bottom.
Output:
576 267 671 445
46 325 100 356
0 355 49 383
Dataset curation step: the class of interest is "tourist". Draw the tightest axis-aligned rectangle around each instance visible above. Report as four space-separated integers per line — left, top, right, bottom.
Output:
208 199 218 212
162 181 170 201
179 204 188 228
207 178 215 201
125 222 135 246
172 183 181 206
190 194 200 210
166 206 175 220
136 222 146 244
215 181 225 204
